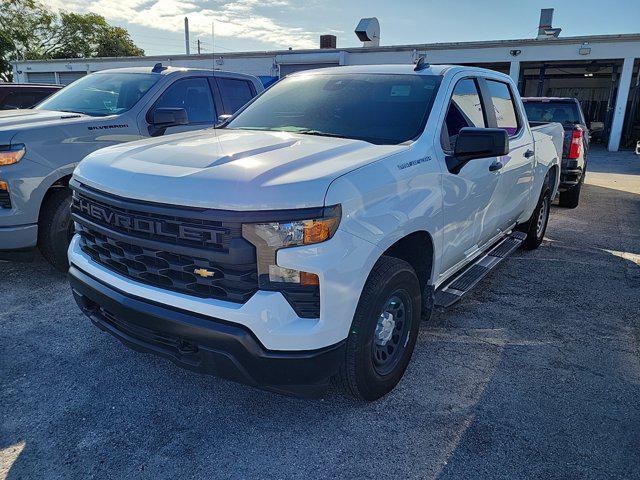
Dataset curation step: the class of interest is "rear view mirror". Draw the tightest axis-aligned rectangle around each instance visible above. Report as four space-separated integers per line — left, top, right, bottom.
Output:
446 128 509 173
151 107 189 127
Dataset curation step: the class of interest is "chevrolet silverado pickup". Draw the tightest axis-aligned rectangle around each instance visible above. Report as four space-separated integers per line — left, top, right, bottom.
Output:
0 65 263 270
523 97 589 208
68 64 563 400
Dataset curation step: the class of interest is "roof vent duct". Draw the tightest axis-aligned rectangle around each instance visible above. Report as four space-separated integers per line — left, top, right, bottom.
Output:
355 17 380 47
537 8 561 39
320 35 337 49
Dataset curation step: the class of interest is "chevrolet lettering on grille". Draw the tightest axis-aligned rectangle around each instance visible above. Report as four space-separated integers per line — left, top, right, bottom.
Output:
73 195 223 245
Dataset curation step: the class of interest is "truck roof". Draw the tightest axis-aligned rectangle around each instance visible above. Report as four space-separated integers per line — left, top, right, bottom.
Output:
93 66 258 80
522 97 580 103
290 64 514 81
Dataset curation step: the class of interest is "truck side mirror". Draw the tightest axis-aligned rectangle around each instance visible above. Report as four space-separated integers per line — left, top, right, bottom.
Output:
151 107 189 127
446 128 509 173
217 114 232 125
148 107 189 137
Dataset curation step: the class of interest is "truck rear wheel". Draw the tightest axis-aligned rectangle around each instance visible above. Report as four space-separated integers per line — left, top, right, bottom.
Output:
336 256 421 401
38 188 74 272
517 177 551 250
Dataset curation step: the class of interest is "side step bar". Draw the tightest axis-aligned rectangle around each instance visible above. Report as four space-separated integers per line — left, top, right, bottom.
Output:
433 231 527 309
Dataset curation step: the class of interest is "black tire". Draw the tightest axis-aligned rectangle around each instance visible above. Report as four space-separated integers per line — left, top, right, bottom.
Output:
38 188 74 272
517 176 551 250
336 256 421 401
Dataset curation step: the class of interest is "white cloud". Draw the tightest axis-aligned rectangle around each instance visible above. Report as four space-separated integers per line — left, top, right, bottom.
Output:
42 0 318 49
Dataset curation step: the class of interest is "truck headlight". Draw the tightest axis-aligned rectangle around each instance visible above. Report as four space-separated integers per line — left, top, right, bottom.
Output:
0 144 26 166
242 205 341 286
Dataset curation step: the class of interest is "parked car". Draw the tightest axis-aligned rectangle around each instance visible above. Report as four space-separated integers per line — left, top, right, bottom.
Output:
522 97 589 208
68 64 563 400
0 65 263 270
0 83 62 110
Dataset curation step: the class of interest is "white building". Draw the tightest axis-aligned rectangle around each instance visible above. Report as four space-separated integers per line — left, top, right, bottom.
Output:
11 27 640 151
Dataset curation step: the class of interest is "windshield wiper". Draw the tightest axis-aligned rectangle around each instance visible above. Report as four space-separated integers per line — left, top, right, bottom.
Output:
294 129 350 139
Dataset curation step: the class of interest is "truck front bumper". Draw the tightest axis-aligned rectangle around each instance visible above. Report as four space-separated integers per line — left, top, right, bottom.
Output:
0 223 37 250
69 264 346 397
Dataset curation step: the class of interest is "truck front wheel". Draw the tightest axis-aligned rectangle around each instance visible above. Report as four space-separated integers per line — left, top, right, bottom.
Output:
38 188 74 272
336 256 421 401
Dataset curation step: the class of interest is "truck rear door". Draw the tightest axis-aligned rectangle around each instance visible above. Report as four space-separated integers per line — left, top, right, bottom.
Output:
482 79 535 233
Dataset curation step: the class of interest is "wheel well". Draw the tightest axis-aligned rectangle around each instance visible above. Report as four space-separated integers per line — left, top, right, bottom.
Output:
382 231 434 295
548 164 558 190
38 174 72 222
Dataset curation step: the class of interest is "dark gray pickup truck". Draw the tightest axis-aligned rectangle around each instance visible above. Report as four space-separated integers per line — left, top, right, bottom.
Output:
523 97 589 208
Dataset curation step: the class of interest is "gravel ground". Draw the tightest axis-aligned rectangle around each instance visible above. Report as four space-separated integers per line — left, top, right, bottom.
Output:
1 148 639 480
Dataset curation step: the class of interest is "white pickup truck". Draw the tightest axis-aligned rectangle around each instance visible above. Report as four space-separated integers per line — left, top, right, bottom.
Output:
68 64 563 400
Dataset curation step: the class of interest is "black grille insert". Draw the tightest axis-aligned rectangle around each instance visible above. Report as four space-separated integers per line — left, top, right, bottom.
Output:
0 189 10 209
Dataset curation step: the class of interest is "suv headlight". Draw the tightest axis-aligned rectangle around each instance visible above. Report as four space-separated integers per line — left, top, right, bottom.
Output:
0 144 26 166
242 205 341 286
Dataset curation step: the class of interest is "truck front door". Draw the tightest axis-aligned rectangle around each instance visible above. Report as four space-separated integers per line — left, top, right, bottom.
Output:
146 77 218 135
438 77 504 276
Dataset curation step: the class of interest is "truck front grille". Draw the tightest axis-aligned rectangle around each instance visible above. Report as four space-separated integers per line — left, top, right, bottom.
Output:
71 187 258 304
78 226 258 302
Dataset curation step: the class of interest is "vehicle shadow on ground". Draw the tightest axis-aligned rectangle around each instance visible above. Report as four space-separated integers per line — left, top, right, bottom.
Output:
1 184 639 480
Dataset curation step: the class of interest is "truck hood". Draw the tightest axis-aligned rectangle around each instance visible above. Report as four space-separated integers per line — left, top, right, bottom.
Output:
74 128 406 210
0 109 89 134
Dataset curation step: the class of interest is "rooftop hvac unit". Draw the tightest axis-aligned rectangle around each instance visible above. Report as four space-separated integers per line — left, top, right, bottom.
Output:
355 17 380 47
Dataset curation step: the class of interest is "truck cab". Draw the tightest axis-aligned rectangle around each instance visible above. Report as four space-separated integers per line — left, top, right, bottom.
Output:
67 64 562 400
0 65 263 269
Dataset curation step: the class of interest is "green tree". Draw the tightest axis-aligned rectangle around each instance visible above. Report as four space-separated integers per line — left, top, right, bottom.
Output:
0 0 143 81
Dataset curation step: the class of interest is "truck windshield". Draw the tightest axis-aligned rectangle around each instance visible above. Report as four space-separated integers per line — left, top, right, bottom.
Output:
226 73 441 145
523 101 582 126
36 73 158 116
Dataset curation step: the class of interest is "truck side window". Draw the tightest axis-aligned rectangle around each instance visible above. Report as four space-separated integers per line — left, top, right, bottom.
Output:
216 78 254 114
486 80 520 136
442 78 485 151
154 78 216 124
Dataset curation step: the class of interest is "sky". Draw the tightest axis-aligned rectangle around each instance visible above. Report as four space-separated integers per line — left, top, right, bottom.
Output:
42 0 640 56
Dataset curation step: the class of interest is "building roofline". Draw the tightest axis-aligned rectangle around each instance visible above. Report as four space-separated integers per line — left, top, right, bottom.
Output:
11 33 640 65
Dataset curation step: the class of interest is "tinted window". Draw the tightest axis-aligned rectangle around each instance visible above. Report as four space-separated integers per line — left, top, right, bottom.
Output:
154 78 216 124
217 78 254 114
486 80 519 135
442 78 485 150
523 101 582 125
227 73 441 145
37 73 158 116
1 91 40 109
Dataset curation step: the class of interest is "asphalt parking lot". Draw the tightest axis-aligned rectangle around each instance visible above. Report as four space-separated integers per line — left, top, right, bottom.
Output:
1 148 639 480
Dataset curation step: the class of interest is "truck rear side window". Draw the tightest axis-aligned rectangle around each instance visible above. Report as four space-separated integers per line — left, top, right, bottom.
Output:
486 80 520 136
216 78 254 114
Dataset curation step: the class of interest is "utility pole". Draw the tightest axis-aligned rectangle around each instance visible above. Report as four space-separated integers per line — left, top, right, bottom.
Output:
184 17 190 55
197 39 201 55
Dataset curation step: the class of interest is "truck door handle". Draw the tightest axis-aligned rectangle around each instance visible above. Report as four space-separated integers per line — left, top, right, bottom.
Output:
489 160 503 172
524 149 535 158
